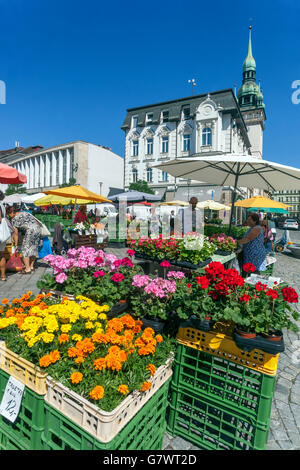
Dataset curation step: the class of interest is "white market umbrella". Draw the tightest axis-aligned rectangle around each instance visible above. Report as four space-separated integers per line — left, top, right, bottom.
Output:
153 154 300 232
21 193 46 204
3 193 23 204
196 200 231 210
159 200 189 207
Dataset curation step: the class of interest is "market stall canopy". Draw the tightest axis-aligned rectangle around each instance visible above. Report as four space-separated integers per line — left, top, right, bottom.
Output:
153 154 300 232
234 196 290 210
109 190 161 203
34 194 95 206
2 193 23 204
196 200 231 211
21 193 46 204
159 200 189 207
152 155 300 191
247 207 289 214
44 185 111 203
0 162 27 184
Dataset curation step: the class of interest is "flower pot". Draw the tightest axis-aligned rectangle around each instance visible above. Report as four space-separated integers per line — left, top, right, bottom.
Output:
262 330 283 342
180 315 215 333
235 328 256 339
110 301 129 316
141 317 165 333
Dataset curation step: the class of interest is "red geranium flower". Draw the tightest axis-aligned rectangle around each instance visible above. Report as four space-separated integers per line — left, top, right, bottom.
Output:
111 273 125 283
187 283 192 289
160 261 171 268
240 294 252 302
195 276 210 289
281 287 298 303
243 263 256 273
266 289 279 300
127 249 135 257
255 281 267 292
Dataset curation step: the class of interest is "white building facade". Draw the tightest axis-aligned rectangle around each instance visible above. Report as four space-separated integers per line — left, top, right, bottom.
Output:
3 141 124 197
121 89 251 200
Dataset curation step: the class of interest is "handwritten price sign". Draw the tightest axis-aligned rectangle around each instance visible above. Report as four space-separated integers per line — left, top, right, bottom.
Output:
0 376 25 423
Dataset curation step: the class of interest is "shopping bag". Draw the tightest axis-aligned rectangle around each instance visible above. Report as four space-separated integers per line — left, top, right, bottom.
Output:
0 218 11 244
6 253 24 272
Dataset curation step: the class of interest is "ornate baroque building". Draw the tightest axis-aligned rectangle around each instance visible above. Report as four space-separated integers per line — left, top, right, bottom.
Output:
121 27 266 207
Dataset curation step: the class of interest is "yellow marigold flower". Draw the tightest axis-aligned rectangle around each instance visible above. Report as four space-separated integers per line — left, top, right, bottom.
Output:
61 324 72 333
98 313 107 321
0 319 10 330
155 335 163 343
70 372 83 384
41 332 55 343
100 305 110 312
71 334 82 342
118 384 129 395
140 381 152 392
85 321 94 330
89 385 105 400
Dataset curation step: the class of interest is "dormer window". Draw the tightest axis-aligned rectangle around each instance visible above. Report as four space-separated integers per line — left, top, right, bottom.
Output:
132 115 138 128
182 106 190 120
161 110 169 123
146 113 153 124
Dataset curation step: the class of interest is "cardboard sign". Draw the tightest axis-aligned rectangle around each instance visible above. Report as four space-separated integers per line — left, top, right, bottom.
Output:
0 376 25 423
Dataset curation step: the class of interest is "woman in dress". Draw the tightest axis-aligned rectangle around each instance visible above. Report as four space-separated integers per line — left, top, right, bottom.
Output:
261 219 274 253
238 212 266 273
7 205 42 274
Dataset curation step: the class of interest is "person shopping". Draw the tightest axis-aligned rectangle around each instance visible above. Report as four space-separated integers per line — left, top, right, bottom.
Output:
261 219 274 253
237 212 266 273
73 205 89 224
7 205 42 274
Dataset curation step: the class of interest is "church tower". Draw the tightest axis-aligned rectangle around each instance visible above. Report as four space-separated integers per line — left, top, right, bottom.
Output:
237 26 266 159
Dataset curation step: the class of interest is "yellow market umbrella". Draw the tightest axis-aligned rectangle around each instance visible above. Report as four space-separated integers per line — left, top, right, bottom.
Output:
34 194 95 206
44 185 112 203
196 200 231 210
159 200 189 206
234 196 290 210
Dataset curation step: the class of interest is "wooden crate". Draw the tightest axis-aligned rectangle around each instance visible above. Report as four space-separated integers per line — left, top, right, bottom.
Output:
74 234 107 250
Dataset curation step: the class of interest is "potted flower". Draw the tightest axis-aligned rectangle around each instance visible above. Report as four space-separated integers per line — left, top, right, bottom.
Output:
209 233 237 255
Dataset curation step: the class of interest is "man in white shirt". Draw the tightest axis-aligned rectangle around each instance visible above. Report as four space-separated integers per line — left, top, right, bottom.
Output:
176 197 204 235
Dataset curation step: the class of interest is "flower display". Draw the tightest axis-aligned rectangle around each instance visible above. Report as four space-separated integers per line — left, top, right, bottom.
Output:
209 233 237 252
0 292 174 412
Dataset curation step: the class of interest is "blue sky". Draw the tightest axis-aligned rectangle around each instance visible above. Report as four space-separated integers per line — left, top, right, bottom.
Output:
0 0 300 168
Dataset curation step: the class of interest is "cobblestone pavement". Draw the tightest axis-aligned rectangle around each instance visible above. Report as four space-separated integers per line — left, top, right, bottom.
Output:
0 243 299 451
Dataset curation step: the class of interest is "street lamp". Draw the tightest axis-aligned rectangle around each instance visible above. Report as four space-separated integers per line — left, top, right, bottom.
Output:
99 182 103 194
188 79 197 95
187 179 191 200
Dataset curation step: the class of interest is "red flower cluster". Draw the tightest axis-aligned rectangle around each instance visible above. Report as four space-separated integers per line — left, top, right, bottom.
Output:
281 286 299 303
111 273 125 283
240 294 252 302
95 256 104 265
201 262 245 299
243 263 256 273
266 289 279 300
255 281 267 292
113 257 134 268
160 261 171 268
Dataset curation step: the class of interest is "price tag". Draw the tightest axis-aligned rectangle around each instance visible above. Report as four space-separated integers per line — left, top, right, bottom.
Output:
0 376 25 423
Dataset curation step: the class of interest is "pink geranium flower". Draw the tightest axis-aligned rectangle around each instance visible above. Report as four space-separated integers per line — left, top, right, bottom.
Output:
160 261 171 268
111 273 125 283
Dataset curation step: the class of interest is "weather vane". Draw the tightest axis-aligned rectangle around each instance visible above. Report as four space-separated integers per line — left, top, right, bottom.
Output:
188 78 197 95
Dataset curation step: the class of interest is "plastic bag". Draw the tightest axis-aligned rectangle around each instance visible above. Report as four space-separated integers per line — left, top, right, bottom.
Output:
6 253 24 272
0 218 11 244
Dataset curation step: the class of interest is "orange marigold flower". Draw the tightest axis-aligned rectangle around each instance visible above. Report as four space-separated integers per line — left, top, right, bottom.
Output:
91 332 110 344
146 364 156 376
118 384 129 395
12 298 20 304
107 331 122 345
107 318 124 333
68 347 78 358
70 372 83 384
76 338 95 355
155 335 163 343
93 357 106 371
105 355 122 371
140 381 152 392
120 314 135 329
58 334 69 344
46 292 52 297
143 327 155 338
134 338 145 348
90 385 104 400
107 345 121 355
74 356 85 364
5 309 15 318
39 355 51 368
1 299 9 305
49 350 60 363
118 350 128 362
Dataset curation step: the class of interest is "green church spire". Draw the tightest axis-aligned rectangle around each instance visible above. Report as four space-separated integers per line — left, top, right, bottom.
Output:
243 26 256 74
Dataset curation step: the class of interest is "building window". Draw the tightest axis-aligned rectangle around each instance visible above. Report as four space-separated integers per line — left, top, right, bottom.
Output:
132 168 138 183
161 110 169 123
147 167 153 183
146 113 153 124
42 155 46 187
202 127 212 146
132 115 138 128
162 171 168 182
146 138 153 155
132 140 139 157
161 136 169 153
182 107 190 120
183 134 191 152
49 154 53 186
69 147 74 178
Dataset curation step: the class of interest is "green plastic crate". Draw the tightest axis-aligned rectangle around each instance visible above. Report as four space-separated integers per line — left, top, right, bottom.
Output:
41 378 171 450
172 344 276 424
167 382 270 450
0 427 27 450
0 369 45 450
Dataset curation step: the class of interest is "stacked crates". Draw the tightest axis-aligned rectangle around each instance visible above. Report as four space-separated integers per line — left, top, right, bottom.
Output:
167 326 278 450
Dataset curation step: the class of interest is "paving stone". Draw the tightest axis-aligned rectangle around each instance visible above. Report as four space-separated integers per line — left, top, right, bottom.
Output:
266 442 282 450
278 440 295 450
287 432 300 447
271 428 289 441
167 436 193 451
